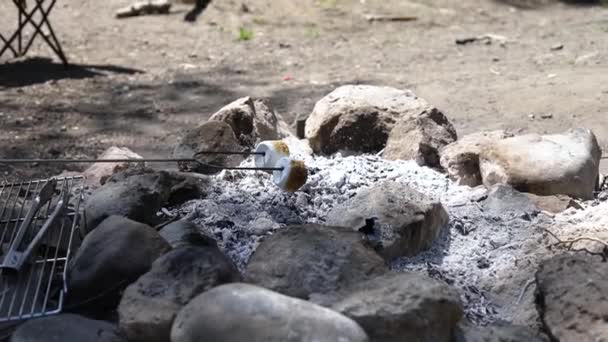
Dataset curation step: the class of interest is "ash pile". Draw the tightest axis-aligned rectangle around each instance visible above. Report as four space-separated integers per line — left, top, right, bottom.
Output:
12 86 608 342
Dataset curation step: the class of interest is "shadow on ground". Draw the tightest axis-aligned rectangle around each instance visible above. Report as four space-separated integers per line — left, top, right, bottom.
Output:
0 64 374 181
0 57 142 88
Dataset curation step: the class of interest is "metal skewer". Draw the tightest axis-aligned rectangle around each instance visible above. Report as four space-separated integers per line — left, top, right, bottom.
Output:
0 150 284 171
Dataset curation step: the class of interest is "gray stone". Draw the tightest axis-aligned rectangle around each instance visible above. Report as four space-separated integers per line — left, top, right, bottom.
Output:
170 283 369 342
173 121 244 174
314 272 462 342
208 97 292 148
482 185 538 219
535 254 608 342
208 97 257 147
252 98 292 141
439 130 514 187
524 193 581 214
305 85 439 154
245 224 387 299
480 128 601 199
159 219 216 248
67 216 171 313
384 108 457 168
165 174 210 206
118 246 240 342
0 201 23 243
453 320 548 342
325 181 449 260
84 167 209 233
10 314 126 342
83 146 144 189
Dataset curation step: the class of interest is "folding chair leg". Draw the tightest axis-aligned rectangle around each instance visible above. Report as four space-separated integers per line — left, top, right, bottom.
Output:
0 0 35 58
7 0 68 66
17 0 24 54
0 35 19 58
21 2 68 66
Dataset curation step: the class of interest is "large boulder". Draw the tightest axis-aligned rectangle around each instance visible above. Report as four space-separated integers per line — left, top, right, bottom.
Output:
208 97 257 147
173 120 244 174
10 314 126 342
118 246 240 342
535 254 608 342
305 85 441 154
67 216 171 315
252 98 292 141
208 97 292 148
524 192 580 214
245 224 387 299
325 181 449 260
453 320 548 342
481 184 538 219
83 146 145 189
384 108 457 168
479 128 601 199
170 283 369 342
84 167 209 233
158 219 216 248
315 272 463 342
440 130 515 187
551 200 608 255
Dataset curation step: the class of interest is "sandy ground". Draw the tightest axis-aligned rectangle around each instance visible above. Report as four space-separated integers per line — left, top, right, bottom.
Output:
0 0 607 181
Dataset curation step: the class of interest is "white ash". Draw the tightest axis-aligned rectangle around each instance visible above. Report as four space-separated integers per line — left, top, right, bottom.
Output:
175 138 558 325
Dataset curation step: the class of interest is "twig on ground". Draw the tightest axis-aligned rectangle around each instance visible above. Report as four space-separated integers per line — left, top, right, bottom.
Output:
543 228 608 261
516 277 535 305
365 14 418 22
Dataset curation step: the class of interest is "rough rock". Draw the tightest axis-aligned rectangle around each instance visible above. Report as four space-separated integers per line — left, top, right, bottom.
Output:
67 216 171 314
0 200 22 231
170 283 369 342
208 97 257 147
525 193 581 214
482 185 538 219
252 98 292 141
208 97 292 148
173 120 244 174
453 320 548 342
305 85 439 154
84 168 208 232
535 254 608 342
83 146 144 189
165 174 210 206
552 200 608 256
479 128 601 199
159 219 217 248
315 272 462 342
325 181 449 260
118 246 240 342
245 224 387 299
439 130 514 187
384 109 457 168
10 314 126 342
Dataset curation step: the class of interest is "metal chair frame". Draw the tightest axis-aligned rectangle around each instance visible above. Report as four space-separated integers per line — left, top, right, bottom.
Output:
0 0 68 65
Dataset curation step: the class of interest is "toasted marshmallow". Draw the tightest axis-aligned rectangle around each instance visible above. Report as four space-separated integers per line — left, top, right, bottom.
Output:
272 157 308 192
254 140 290 170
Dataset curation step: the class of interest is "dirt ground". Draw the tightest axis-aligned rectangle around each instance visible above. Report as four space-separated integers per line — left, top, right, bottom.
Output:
0 0 607 182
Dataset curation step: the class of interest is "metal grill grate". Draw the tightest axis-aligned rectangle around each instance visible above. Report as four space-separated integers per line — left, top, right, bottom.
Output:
0 176 84 322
